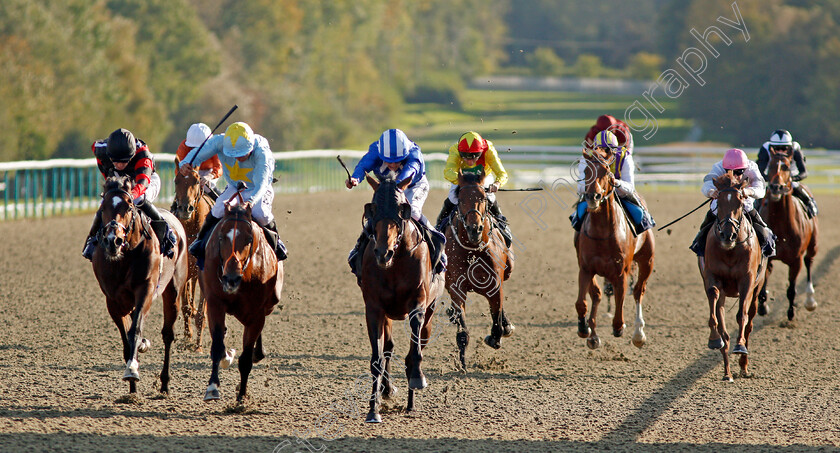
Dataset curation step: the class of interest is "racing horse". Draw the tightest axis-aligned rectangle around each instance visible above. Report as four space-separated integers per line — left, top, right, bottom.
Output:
758 149 818 320
201 187 284 403
172 156 213 351
702 173 768 381
360 174 445 423
444 169 514 369
574 146 654 350
90 175 187 394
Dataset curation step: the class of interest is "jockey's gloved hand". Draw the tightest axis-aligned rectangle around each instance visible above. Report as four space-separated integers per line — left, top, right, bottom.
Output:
346 177 359 189
488 182 500 193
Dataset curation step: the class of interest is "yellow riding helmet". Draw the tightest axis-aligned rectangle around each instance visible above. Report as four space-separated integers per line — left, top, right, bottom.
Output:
592 130 619 149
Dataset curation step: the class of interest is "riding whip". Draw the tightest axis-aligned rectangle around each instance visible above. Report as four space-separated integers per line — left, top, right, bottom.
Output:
498 188 544 192
657 198 711 231
187 104 239 166
337 155 352 180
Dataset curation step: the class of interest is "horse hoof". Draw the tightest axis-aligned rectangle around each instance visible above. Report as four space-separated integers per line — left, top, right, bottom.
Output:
123 359 140 382
787 308 795 321
586 336 601 350
365 412 382 423
613 324 625 337
221 349 236 369
577 319 590 338
708 338 724 350
805 297 817 311
631 331 646 348
204 383 220 401
409 376 428 390
382 387 398 400
502 323 515 337
722 375 734 383
731 344 748 355
757 303 768 316
138 338 151 353
483 335 501 349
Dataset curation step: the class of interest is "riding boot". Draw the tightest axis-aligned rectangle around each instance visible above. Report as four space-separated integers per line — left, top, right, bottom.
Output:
792 184 818 217
488 199 513 248
261 220 288 261
189 214 221 266
570 197 587 231
419 214 447 274
205 185 220 202
139 201 177 258
348 225 372 283
436 198 456 230
689 210 716 257
82 210 103 261
623 192 656 229
747 209 776 257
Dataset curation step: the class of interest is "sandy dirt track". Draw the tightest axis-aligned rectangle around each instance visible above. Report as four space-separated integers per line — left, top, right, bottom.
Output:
1 188 839 453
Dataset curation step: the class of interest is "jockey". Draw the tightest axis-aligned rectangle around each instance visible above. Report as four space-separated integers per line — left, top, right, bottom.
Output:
570 130 655 234
82 128 178 261
179 122 287 265
345 128 446 279
175 123 222 201
690 148 776 258
435 131 513 248
756 129 818 217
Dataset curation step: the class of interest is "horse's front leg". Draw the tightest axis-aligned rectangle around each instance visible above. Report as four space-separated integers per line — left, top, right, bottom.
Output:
610 273 628 338
739 290 760 378
483 286 504 350
757 261 772 316
107 302 137 394
631 250 654 349
786 259 802 320
575 268 596 344
204 300 228 401
405 302 428 393
447 287 470 370
123 284 155 383
380 319 396 400
706 283 724 350
365 307 385 423
732 278 754 355
159 282 181 394
236 319 265 403
194 288 207 352
180 278 195 343
803 233 818 311
711 288 733 382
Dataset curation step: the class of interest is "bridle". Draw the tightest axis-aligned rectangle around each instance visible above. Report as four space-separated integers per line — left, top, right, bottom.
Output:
767 151 793 197
218 190 256 279
581 150 618 208
173 171 211 217
451 184 491 250
99 187 139 250
367 187 421 255
713 187 752 245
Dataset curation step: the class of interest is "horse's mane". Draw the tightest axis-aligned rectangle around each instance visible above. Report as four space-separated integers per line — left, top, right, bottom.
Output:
103 174 132 194
227 204 251 219
713 172 744 190
460 172 484 185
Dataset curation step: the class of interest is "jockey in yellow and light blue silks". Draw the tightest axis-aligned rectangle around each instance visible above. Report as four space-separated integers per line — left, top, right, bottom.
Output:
435 131 513 247
179 122 287 266
570 130 655 235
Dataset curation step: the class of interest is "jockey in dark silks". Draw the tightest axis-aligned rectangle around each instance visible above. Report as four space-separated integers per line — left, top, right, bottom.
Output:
757 129 818 218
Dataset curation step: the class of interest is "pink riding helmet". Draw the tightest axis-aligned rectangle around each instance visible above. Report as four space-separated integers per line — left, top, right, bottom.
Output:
722 148 749 170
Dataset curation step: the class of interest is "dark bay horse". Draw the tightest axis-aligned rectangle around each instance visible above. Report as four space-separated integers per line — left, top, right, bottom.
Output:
360 174 445 423
702 173 767 382
444 170 514 369
574 147 654 350
201 195 284 403
91 175 187 394
172 156 213 351
758 150 819 320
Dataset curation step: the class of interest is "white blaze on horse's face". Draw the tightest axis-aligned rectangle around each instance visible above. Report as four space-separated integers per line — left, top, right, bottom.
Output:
112 196 124 209
226 229 238 243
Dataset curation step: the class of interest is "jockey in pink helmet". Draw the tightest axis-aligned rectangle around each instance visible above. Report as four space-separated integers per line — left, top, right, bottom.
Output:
689 148 775 258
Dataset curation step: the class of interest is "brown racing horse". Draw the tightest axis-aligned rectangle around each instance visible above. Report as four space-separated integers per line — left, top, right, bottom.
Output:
360 174 445 423
172 156 213 351
91 175 188 394
702 173 768 382
444 169 514 369
201 190 283 403
574 147 654 350
758 150 818 320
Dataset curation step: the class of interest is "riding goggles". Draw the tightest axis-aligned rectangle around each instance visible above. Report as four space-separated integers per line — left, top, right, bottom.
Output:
732 168 746 176
459 152 481 160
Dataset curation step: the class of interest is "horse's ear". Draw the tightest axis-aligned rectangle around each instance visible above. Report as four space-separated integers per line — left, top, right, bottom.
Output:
224 201 233 215
397 177 412 191
364 202 376 219
737 179 750 190
366 174 379 191
174 156 180 166
457 170 464 185
399 202 412 220
713 174 726 190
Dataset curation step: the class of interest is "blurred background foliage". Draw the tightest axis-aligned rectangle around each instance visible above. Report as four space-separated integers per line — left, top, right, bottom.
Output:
0 0 838 161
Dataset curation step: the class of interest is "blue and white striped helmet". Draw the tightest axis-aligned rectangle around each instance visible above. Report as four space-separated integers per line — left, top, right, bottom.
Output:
377 129 412 163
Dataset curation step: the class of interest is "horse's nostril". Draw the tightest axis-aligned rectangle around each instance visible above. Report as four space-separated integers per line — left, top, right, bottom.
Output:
114 237 124 247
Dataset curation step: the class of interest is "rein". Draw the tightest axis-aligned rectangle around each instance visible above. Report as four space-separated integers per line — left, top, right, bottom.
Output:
713 188 753 246
99 188 140 249
452 186 492 251
218 212 256 277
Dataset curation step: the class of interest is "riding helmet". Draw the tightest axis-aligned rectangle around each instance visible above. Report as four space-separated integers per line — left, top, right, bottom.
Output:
106 128 137 163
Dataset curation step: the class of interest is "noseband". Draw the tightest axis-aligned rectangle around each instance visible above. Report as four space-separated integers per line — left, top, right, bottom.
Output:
173 173 209 215
218 211 255 277
713 187 751 244
452 185 490 249
768 155 793 196
99 188 138 248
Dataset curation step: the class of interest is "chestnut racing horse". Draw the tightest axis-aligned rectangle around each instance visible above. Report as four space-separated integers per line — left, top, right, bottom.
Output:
758 149 818 320
574 147 654 350
359 174 445 423
444 169 514 369
200 187 284 403
90 175 187 394
702 173 768 381
172 156 213 351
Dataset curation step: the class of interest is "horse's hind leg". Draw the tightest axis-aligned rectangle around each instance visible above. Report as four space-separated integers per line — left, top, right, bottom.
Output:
739 292 759 378
405 304 428 392
448 290 469 370
484 289 504 350
785 259 802 320
706 286 724 350
160 284 179 394
364 307 385 423
194 289 207 352
180 278 195 343
253 333 265 363
380 319 396 400
575 269 597 347
236 319 265 403
632 252 653 348
804 231 818 311
713 292 733 382
609 273 628 338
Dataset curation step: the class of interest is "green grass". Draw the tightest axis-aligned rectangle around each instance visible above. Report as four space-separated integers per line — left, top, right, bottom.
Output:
399 89 694 152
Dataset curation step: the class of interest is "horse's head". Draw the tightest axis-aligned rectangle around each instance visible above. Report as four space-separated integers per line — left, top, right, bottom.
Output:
456 168 489 244
581 146 616 212
98 175 139 260
712 173 749 249
172 156 202 220
217 203 256 294
767 150 793 201
365 174 412 269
